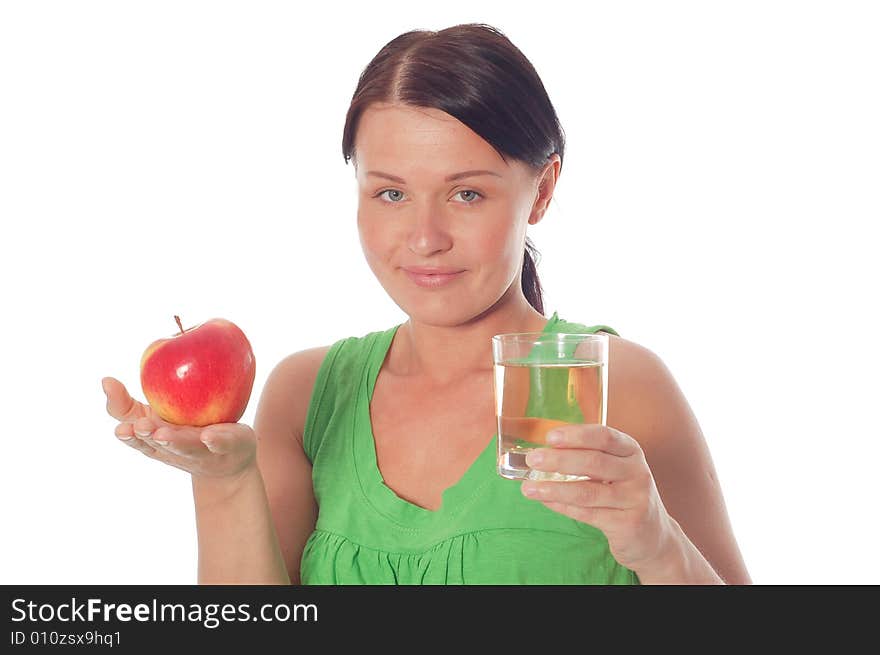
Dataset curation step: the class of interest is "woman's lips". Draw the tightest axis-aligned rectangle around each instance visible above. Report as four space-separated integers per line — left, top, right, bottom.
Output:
403 269 465 288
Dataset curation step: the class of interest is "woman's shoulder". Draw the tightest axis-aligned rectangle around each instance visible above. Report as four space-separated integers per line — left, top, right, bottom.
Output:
600 330 699 460
553 314 674 433
273 344 334 380
270 323 397 382
257 345 334 446
264 326 396 442
604 331 658 372
553 313 657 373
605 333 673 398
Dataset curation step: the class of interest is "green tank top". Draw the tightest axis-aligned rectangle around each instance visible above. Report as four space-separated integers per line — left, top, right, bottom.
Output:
300 311 640 585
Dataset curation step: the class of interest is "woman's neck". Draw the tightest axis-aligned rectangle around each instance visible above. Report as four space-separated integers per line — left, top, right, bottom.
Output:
388 300 548 387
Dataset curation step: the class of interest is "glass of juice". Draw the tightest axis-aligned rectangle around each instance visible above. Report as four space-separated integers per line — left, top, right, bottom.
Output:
492 332 609 481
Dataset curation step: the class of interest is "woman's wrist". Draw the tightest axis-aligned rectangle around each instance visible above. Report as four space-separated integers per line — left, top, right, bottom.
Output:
190 462 290 585
191 462 262 511
631 517 725 585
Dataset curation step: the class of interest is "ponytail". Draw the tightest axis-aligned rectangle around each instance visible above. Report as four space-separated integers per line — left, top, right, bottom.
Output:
521 237 544 314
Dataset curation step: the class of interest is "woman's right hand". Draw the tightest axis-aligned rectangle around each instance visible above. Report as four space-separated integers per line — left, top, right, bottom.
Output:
102 376 257 481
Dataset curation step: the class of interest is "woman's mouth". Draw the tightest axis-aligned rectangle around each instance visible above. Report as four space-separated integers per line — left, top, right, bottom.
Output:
402 267 465 289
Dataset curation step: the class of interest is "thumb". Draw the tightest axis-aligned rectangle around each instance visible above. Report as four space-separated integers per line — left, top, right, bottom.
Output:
102 376 144 421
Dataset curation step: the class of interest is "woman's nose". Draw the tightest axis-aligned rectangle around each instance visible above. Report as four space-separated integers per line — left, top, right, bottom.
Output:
406 207 453 256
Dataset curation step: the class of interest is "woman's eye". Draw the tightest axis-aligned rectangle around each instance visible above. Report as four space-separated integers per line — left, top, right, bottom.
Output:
455 190 482 203
377 189 405 202
375 189 483 204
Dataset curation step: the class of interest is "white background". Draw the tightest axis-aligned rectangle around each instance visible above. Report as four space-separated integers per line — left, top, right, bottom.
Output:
1 1 877 584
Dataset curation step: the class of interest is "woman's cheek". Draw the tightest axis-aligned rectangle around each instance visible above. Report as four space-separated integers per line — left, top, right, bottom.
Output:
357 212 389 259
472 222 522 277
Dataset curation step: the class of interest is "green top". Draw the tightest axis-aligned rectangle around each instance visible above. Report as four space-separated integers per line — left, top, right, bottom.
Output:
300 311 639 585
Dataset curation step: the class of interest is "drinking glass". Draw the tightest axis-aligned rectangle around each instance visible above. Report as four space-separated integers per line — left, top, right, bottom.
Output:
492 332 609 481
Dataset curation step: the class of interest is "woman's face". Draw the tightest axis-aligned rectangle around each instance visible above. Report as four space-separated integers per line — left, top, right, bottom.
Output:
353 102 558 327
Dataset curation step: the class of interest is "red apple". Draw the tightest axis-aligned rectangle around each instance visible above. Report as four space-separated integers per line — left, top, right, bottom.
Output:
139 316 256 426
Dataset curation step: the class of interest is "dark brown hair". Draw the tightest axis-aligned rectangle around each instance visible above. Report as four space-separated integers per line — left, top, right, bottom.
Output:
342 23 565 315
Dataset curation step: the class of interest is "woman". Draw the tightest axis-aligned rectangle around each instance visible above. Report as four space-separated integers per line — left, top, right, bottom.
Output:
102 23 750 585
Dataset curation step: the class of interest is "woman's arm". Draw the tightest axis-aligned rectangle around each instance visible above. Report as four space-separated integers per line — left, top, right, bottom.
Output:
192 466 290 584
521 334 752 584
193 347 326 584
252 347 328 584
608 336 752 585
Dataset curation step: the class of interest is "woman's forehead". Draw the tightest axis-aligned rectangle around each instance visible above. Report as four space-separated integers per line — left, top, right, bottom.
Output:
356 105 494 157
353 103 537 181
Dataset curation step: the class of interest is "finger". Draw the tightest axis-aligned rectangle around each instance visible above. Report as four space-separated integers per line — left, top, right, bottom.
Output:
114 422 136 441
140 423 210 458
541 501 623 529
525 447 630 481
132 416 159 439
114 423 167 457
116 421 196 467
135 423 248 457
546 424 638 457
118 430 161 457
102 377 148 422
500 416 571 444
521 479 631 509
131 428 190 463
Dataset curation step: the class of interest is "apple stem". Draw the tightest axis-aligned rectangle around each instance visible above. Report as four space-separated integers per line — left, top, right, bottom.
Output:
174 315 184 335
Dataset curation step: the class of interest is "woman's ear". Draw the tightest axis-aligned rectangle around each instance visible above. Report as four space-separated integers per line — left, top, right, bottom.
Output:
528 154 562 225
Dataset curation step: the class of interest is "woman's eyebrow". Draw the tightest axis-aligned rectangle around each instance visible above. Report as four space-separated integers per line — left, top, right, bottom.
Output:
366 170 503 183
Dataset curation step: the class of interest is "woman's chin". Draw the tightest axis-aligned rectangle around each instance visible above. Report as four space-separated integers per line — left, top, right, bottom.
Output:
393 299 473 328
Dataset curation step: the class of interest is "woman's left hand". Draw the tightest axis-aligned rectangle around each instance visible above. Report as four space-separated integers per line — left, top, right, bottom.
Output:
521 423 680 572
